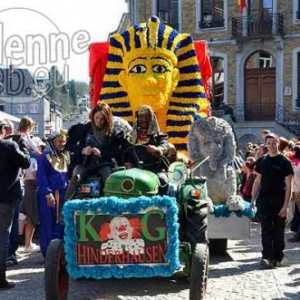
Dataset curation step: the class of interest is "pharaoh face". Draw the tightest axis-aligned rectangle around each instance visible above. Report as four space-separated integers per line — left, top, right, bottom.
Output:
119 53 179 114
108 217 134 243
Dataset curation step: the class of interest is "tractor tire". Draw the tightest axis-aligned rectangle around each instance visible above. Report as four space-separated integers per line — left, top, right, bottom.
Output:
189 243 209 300
186 199 208 246
209 238 228 255
45 239 69 300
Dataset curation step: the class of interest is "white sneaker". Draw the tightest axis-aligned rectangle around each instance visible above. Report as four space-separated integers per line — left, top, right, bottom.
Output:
24 243 41 253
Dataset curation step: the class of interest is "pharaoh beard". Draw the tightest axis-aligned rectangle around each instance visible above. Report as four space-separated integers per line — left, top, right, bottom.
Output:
77 242 167 265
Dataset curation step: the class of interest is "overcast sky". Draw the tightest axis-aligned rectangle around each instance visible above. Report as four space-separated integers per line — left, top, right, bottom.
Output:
0 0 128 82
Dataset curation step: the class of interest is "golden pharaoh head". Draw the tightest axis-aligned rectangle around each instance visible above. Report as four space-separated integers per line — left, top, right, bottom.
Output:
99 16 209 152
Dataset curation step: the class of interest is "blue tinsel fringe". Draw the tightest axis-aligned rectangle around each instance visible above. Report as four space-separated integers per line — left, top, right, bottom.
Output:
211 200 255 219
62 195 180 279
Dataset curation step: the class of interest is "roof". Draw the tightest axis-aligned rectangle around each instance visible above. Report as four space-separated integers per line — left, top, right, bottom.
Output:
0 68 35 97
0 110 21 122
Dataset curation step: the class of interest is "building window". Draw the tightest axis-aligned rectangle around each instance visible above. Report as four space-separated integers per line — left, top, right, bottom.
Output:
16 104 26 114
210 56 224 109
156 0 179 30
198 0 224 29
245 50 275 69
29 103 39 113
32 123 38 134
0 104 4 112
292 0 300 22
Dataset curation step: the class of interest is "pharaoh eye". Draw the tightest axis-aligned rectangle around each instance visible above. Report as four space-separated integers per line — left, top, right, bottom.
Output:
129 65 147 73
152 65 167 73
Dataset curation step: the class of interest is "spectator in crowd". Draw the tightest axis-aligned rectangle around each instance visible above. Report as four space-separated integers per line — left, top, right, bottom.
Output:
19 136 46 253
36 131 69 259
254 144 268 160
240 157 256 203
65 102 124 199
3 120 22 266
18 116 41 155
261 129 271 141
278 136 289 153
289 145 300 242
251 133 293 269
3 120 14 137
245 143 254 159
0 120 30 290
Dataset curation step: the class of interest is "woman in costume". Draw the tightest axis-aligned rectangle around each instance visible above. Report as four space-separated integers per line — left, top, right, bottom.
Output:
36 131 69 258
65 102 124 199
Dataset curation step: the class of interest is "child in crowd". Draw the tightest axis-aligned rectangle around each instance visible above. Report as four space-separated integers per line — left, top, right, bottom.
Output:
18 116 41 155
19 136 46 253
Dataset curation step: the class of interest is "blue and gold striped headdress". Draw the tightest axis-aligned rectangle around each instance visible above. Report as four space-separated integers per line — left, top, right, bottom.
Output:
99 16 209 152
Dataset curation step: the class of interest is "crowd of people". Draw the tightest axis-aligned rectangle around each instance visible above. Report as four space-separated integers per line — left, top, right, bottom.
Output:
238 129 300 269
0 103 175 290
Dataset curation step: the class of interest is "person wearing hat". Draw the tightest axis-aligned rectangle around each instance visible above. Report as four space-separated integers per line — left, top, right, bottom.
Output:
19 136 46 254
121 105 170 195
36 130 69 258
0 119 30 290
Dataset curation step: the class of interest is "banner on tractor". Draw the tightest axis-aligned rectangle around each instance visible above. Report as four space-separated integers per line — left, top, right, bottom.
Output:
63 196 180 279
76 211 168 265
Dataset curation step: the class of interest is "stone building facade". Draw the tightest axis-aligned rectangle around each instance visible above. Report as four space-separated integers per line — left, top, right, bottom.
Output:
124 0 300 145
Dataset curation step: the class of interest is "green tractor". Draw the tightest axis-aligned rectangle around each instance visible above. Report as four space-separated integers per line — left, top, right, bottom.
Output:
44 146 209 300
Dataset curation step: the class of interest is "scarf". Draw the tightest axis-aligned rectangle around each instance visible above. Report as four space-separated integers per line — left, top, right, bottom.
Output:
47 130 70 166
131 105 160 144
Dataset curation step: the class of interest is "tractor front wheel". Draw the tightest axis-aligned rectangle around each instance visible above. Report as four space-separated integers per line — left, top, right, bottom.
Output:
189 243 209 300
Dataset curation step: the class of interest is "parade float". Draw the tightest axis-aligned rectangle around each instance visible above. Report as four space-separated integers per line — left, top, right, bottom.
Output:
44 16 253 300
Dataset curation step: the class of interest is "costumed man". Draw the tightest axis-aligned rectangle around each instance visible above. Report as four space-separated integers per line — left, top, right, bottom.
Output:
122 105 170 195
98 16 210 153
36 130 69 258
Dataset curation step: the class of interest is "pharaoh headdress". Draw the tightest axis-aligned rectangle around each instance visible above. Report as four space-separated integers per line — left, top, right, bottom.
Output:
99 16 210 151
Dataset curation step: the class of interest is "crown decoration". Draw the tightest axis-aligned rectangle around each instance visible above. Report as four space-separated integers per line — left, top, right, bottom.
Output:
99 16 210 152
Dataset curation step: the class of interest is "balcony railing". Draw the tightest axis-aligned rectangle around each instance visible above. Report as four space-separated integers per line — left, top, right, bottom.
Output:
199 19 224 29
232 13 283 41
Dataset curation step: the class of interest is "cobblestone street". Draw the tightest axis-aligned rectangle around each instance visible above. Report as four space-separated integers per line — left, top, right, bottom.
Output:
1 223 300 300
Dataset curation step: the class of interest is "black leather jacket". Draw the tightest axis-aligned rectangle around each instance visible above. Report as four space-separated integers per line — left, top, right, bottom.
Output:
65 122 124 173
0 138 30 203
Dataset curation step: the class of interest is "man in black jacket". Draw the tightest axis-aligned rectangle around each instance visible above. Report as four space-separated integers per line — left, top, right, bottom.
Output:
0 120 30 290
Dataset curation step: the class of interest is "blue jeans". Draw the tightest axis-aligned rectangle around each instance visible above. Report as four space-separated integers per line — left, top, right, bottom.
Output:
0 202 16 273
